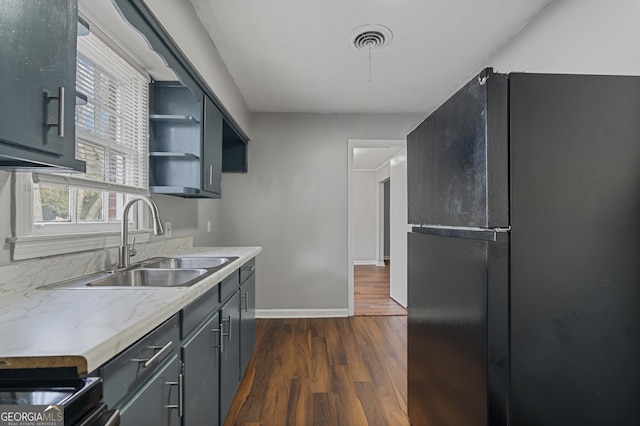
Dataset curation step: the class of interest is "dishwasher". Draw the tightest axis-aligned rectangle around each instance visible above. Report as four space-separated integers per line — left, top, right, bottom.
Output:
0 368 119 426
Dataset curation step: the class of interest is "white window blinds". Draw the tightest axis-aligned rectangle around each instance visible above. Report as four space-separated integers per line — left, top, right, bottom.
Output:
34 29 150 194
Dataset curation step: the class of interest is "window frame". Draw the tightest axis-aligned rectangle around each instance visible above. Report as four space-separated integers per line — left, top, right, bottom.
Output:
10 173 152 261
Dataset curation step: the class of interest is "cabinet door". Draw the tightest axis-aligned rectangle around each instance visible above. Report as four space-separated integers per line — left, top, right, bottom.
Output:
220 291 241 423
240 273 256 378
0 0 78 165
182 313 220 426
119 354 181 426
202 95 222 197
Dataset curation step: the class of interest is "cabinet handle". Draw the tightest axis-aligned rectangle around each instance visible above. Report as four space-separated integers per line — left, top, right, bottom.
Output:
165 375 183 417
240 291 249 312
132 340 173 367
103 409 120 426
208 165 213 186
46 86 65 137
58 86 65 137
212 327 223 354
222 314 232 341
166 362 184 418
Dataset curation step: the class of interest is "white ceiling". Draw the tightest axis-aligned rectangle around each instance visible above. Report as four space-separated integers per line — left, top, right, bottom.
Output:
189 0 553 114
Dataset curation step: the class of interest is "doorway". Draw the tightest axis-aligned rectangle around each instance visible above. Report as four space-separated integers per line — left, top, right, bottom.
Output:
348 139 407 316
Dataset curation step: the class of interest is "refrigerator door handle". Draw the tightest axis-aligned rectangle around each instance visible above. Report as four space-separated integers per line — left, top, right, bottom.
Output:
411 226 506 241
493 226 511 233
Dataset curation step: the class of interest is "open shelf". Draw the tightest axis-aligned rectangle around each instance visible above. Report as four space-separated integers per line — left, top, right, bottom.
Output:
149 114 200 124
149 152 199 159
149 186 200 195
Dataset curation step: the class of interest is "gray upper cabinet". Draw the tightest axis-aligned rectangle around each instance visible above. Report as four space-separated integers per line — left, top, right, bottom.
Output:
203 95 223 196
0 0 85 171
222 121 248 173
148 82 221 198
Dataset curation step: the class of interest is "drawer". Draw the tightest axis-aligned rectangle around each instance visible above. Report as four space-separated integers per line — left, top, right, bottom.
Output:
182 284 219 339
100 314 179 407
240 258 256 284
220 270 240 302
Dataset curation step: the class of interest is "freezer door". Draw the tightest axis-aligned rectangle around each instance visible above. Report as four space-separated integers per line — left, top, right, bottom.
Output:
408 231 508 426
407 68 508 228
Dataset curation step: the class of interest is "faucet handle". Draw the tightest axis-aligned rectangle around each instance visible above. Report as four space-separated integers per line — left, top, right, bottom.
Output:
129 237 137 258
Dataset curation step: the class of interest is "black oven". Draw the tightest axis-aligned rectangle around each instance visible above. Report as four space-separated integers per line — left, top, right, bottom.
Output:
0 368 119 426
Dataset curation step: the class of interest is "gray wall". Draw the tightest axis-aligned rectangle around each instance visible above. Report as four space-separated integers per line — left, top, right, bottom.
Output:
352 171 377 263
220 113 423 312
487 0 640 76
148 195 223 248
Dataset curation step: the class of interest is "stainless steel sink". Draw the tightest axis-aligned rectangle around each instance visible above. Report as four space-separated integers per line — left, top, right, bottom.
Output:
86 268 207 288
39 255 238 290
142 256 238 270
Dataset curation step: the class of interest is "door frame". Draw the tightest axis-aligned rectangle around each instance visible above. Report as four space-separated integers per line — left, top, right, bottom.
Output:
347 139 405 316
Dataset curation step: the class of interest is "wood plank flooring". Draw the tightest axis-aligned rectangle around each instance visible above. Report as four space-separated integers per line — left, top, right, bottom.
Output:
354 263 407 316
225 316 409 426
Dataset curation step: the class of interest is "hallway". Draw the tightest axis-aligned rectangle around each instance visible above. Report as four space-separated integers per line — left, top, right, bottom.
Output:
354 262 406 316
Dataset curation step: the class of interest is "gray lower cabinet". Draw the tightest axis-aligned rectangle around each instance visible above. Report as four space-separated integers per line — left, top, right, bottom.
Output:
119 354 182 426
182 312 220 425
99 260 256 426
239 272 256 377
220 290 241 423
0 0 84 171
99 315 181 426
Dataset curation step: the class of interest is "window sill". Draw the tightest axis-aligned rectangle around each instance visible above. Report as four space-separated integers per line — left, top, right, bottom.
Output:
6 230 152 261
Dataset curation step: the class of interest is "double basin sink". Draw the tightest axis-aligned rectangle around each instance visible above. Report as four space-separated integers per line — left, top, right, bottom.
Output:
41 256 239 289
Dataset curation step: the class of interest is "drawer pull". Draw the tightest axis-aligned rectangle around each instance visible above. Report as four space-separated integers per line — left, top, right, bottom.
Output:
132 340 173 368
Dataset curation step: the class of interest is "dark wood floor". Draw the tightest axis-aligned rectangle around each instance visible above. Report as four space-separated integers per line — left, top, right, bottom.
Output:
354 262 407 316
225 316 409 425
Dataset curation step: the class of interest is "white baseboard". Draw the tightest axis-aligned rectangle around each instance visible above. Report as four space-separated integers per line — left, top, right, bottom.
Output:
256 309 349 318
353 260 379 266
376 261 386 267
384 256 390 260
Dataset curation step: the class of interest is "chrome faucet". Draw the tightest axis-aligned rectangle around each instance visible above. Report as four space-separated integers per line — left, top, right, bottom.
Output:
118 196 164 269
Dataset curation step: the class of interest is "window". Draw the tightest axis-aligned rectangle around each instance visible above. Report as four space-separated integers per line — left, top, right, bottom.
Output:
11 20 152 259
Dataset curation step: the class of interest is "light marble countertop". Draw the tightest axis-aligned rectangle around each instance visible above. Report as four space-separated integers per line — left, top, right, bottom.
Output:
0 246 261 374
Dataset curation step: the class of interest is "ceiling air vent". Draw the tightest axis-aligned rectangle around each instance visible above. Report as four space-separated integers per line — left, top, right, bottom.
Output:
350 24 393 50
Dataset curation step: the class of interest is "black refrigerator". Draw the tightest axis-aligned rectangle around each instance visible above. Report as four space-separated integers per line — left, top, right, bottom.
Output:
407 68 640 426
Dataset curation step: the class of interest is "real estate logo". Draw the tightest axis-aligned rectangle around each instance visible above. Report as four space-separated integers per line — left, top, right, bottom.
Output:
0 405 63 426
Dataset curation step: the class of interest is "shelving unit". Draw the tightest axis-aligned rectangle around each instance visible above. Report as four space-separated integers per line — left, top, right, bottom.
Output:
148 81 221 198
